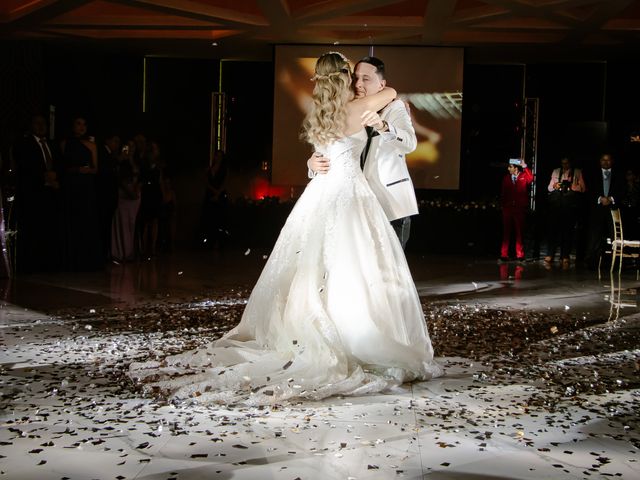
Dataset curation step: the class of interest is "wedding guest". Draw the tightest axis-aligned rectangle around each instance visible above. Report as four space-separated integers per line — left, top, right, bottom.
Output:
620 168 640 239
158 171 176 252
111 140 140 263
61 116 102 271
584 153 624 268
544 157 586 269
500 158 533 262
138 140 163 258
13 114 63 272
133 133 148 162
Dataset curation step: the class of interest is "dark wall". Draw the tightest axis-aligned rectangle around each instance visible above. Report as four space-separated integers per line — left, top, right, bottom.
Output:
4 41 640 248
2 43 220 173
459 64 525 200
526 62 607 177
43 44 143 141
459 60 640 206
606 61 640 164
0 42 45 171
4 40 639 195
146 57 219 171
221 60 274 173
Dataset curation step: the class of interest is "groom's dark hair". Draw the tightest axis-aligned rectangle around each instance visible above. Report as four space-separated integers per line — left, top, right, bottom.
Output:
355 56 386 80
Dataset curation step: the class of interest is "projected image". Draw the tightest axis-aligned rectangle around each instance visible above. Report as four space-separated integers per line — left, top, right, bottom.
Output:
273 45 463 189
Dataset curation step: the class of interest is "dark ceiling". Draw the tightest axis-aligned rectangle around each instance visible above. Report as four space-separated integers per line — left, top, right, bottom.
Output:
2 0 640 60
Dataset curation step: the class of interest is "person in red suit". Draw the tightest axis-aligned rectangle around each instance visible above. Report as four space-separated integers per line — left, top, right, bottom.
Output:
500 158 534 261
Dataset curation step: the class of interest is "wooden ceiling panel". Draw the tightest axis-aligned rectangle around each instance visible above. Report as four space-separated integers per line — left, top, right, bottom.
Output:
604 18 640 29
42 26 239 38
343 0 428 16
287 0 357 16
323 27 396 39
557 4 601 22
518 0 567 6
582 31 625 44
314 15 423 26
0 0 638 53
46 0 218 26
474 16 570 29
454 0 490 9
1 0 91 24
616 0 640 18
443 29 567 43
187 0 264 16
0 0 55 19
451 4 511 24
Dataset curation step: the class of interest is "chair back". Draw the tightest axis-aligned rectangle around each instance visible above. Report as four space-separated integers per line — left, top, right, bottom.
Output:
611 209 623 243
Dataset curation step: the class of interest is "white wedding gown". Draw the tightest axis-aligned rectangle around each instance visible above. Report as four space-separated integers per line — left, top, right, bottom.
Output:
129 129 442 405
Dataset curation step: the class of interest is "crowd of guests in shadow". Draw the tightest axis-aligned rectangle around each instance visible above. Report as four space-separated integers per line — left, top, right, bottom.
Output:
10 112 639 276
500 152 640 270
12 114 176 273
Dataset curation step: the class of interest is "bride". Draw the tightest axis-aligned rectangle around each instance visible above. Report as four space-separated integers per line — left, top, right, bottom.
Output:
129 52 442 405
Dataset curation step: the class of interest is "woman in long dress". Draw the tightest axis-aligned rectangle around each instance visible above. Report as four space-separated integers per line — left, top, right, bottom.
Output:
130 52 442 405
111 141 141 263
61 116 102 271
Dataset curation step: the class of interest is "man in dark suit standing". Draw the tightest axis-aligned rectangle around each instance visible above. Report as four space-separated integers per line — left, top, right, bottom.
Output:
13 114 63 272
585 153 624 268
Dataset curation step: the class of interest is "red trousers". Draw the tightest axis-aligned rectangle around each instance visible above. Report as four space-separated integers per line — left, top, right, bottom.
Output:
501 208 526 258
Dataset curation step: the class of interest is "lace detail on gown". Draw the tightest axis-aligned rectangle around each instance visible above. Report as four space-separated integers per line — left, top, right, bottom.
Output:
129 130 443 405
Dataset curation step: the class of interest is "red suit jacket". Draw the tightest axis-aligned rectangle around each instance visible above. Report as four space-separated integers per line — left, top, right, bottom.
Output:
501 168 533 210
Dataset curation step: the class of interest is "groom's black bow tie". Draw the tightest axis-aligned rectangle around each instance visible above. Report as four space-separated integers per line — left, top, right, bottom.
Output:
360 126 380 170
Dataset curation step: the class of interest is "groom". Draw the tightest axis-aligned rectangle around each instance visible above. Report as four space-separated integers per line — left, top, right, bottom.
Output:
307 56 419 249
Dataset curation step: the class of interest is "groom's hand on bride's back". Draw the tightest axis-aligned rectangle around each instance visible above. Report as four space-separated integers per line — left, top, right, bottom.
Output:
308 153 331 175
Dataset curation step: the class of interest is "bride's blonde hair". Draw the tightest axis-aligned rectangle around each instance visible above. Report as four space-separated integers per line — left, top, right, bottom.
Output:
301 52 353 146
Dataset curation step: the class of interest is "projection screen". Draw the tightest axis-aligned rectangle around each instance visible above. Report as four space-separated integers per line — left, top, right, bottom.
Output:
272 45 463 189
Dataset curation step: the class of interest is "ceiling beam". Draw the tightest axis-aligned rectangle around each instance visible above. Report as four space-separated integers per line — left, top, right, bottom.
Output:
255 0 297 40
560 0 635 44
4 0 93 27
256 0 290 28
314 16 423 28
295 0 405 24
422 0 458 44
452 5 515 27
43 24 238 31
109 0 266 28
479 0 582 27
1 0 57 23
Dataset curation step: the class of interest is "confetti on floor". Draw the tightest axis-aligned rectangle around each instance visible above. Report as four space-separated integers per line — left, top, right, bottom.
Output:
0 258 638 479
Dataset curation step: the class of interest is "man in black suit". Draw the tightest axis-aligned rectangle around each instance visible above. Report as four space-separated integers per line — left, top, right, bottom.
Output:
13 114 63 272
584 153 624 268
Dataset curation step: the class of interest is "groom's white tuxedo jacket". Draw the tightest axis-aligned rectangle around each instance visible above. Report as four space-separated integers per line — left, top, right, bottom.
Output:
363 99 419 222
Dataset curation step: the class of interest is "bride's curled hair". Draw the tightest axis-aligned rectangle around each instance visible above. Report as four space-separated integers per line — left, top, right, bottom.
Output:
301 52 353 146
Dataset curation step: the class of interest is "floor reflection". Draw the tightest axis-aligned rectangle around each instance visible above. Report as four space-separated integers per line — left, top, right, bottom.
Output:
1 252 639 479
606 274 639 321
498 262 524 282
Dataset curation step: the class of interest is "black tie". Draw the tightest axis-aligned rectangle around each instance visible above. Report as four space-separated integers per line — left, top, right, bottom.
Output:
360 126 379 170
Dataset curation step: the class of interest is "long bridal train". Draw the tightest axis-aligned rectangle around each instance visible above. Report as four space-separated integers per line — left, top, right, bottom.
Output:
129 130 442 405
